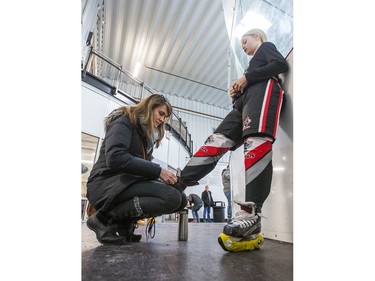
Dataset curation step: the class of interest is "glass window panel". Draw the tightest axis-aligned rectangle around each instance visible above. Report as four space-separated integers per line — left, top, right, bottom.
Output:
81 132 100 197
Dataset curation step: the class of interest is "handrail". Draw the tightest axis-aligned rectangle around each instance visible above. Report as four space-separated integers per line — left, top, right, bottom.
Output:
82 46 193 156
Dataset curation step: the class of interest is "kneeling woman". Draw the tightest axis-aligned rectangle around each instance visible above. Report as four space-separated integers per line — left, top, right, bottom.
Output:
86 94 186 244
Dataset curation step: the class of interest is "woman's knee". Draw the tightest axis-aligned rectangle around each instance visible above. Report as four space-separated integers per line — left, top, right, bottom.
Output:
170 192 188 213
163 187 183 211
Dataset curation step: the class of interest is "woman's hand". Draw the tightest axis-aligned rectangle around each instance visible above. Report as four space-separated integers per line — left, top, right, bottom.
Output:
159 168 178 185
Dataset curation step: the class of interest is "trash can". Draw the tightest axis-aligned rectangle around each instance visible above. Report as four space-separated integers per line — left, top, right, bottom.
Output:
213 201 226 222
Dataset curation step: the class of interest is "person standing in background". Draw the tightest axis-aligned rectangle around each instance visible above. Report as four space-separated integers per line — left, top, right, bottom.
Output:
187 194 203 223
221 165 232 223
201 185 214 222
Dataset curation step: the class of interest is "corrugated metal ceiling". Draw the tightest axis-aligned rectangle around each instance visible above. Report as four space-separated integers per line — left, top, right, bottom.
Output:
82 0 293 110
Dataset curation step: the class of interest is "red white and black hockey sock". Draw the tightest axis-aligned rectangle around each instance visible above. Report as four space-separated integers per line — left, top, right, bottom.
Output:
181 133 235 183
243 137 273 207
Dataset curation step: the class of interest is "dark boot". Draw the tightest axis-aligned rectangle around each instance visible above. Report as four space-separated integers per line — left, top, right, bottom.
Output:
117 220 142 243
108 197 145 242
86 211 125 245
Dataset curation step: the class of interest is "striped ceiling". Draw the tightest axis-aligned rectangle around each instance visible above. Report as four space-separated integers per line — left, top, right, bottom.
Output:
82 0 293 110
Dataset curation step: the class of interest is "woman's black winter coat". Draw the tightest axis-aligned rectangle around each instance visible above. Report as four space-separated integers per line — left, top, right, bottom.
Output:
86 115 162 212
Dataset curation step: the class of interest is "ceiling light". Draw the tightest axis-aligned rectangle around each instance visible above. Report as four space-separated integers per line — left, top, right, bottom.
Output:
133 61 141 78
234 11 272 39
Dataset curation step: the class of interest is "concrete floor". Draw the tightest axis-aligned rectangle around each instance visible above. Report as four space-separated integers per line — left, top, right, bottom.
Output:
82 221 293 281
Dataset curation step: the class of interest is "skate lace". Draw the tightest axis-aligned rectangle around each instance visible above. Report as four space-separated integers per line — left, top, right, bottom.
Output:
232 210 254 220
145 217 156 241
233 215 259 229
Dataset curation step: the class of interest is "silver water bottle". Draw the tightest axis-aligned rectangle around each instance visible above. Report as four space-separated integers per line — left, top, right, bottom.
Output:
178 209 189 241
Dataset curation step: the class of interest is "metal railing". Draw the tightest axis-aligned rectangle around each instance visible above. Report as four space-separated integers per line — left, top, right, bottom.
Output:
82 46 193 156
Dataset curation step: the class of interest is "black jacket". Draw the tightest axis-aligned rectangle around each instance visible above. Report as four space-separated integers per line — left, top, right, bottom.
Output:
201 190 214 207
188 194 203 206
234 42 288 107
86 115 161 212
244 42 288 87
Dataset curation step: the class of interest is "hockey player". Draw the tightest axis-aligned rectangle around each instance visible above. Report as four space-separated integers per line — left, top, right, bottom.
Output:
174 28 289 252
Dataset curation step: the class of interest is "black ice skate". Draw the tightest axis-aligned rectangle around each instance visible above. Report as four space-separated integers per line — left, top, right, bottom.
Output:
223 201 263 239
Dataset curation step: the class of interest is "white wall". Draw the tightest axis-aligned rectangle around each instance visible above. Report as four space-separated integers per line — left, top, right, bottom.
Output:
82 83 125 138
153 133 190 170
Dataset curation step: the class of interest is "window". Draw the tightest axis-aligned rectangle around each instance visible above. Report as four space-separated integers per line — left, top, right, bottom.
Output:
81 132 100 197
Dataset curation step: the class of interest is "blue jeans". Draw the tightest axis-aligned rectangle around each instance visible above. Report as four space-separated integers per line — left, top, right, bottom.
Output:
203 206 211 222
224 190 232 220
191 203 202 222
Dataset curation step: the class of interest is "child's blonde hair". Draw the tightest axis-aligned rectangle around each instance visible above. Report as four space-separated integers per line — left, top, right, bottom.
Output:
242 28 267 43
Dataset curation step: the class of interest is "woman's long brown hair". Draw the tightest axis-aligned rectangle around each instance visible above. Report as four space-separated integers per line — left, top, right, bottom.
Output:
105 94 172 148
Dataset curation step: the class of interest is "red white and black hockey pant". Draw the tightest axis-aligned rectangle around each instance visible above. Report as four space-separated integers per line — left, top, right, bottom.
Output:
181 133 273 207
181 78 283 207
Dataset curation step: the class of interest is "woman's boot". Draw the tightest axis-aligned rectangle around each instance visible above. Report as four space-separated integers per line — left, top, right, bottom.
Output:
86 211 125 245
117 219 142 243
108 197 146 242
